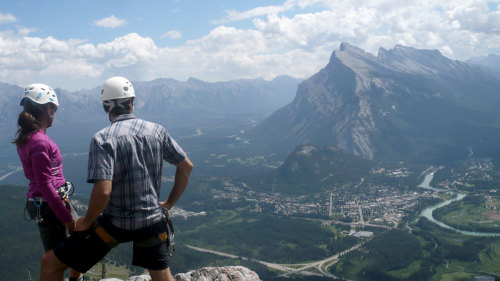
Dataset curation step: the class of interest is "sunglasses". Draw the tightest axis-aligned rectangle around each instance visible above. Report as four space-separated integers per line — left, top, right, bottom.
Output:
48 103 58 112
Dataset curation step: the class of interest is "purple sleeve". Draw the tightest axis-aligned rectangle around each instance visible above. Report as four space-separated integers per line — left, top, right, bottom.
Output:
31 146 73 224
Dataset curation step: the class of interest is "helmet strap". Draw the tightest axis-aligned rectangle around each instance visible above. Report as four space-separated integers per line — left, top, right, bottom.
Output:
103 98 133 112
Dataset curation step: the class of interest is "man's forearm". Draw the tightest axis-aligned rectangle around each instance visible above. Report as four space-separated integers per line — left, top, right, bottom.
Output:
164 157 193 209
84 180 112 224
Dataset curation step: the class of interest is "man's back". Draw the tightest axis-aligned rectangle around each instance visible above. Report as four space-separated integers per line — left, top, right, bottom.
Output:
88 114 186 230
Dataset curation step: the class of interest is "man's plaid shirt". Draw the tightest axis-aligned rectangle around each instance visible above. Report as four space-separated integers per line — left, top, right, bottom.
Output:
87 114 186 230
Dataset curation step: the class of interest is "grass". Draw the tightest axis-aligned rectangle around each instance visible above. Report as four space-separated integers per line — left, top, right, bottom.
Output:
418 222 500 281
180 209 238 235
477 241 500 274
387 259 422 278
176 209 359 265
433 271 472 281
438 201 500 232
225 156 267 167
85 261 138 281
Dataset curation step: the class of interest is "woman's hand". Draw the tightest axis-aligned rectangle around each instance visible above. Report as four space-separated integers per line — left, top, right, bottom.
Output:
65 218 76 234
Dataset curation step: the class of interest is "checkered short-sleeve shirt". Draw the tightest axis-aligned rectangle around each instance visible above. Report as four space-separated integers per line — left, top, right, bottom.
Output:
88 114 186 230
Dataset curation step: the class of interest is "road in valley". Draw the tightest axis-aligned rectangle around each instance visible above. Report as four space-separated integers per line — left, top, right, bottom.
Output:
0 167 22 182
186 240 369 279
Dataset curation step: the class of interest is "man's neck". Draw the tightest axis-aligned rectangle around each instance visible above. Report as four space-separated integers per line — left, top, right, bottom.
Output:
109 113 134 123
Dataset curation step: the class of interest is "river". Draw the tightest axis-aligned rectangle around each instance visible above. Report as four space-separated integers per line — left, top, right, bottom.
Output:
418 172 500 237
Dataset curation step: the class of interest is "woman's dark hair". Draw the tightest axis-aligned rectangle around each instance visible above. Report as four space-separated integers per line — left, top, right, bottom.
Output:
12 101 46 145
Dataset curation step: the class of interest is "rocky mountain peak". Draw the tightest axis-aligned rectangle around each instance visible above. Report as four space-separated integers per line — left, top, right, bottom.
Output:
377 44 470 79
251 42 500 163
333 42 380 76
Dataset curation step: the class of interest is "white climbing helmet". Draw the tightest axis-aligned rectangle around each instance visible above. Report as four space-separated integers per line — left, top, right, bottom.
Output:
20 83 59 107
101 76 135 101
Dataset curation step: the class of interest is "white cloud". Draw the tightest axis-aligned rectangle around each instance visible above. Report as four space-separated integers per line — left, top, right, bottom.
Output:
0 11 16 24
1 0 500 91
228 0 500 59
216 0 325 23
216 5 286 24
161 30 183 39
17 27 37 36
0 31 159 89
94 15 126 28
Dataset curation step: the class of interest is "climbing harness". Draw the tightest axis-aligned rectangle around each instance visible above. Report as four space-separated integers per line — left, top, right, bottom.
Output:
92 220 119 248
92 208 176 256
136 208 175 256
57 181 74 211
24 181 75 224
32 198 44 224
162 208 176 257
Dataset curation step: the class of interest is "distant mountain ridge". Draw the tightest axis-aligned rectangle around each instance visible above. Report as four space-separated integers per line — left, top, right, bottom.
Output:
0 76 300 155
467 53 500 76
275 145 373 185
250 43 500 164
239 144 374 194
134 76 299 117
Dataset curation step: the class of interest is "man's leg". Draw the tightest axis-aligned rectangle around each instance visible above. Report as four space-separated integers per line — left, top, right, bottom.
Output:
149 267 174 281
40 250 69 281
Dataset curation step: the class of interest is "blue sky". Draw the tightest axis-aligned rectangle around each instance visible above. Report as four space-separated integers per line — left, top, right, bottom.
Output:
0 0 499 90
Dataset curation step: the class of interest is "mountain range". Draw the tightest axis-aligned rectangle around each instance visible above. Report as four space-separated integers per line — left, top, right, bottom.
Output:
0 76 300 159
2 42 500 174
249 43 500 164
467 53 500 75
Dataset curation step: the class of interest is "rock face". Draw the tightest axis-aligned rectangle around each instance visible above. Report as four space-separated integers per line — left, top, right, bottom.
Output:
174 266 261 281
251 43 500 164
99 266 261 281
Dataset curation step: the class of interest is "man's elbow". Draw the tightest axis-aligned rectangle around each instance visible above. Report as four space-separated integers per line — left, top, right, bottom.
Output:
100 190 112 200
180 157 194 174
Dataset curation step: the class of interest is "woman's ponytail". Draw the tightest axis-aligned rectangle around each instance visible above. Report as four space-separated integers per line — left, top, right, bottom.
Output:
12 102 44 145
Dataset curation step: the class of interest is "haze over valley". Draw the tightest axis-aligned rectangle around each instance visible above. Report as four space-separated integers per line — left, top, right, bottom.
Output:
2 43 500 280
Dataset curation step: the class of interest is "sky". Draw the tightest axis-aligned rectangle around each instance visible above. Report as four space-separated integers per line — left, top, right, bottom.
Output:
0 0 499 91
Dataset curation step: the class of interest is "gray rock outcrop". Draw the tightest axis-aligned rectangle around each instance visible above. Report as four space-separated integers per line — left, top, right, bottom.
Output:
174 266 261 281
99 266 261 281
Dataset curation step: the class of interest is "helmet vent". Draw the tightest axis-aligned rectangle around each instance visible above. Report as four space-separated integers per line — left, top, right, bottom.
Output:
123 86 129 92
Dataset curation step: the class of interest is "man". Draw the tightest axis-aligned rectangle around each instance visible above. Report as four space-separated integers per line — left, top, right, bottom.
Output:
40 76 193 281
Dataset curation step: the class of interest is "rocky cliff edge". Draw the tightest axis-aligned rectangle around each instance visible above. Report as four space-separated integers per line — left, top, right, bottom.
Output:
98 266 261 281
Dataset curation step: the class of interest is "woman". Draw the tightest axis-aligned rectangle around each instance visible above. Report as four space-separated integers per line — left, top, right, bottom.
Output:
13 84 83 281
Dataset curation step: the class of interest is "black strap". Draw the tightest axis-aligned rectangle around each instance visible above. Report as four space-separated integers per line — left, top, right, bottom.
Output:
92 221 119 248
162 208 175 257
